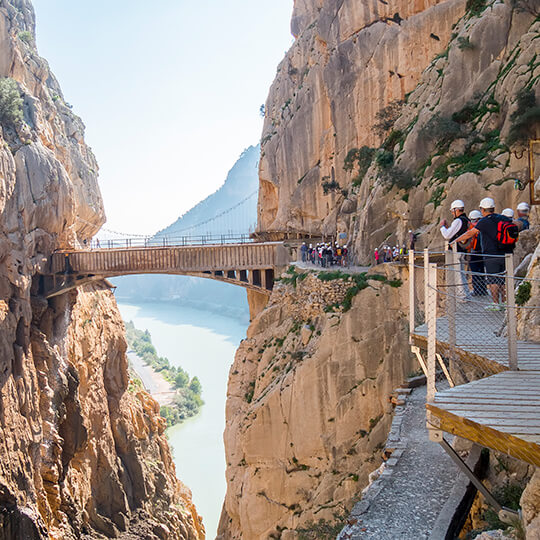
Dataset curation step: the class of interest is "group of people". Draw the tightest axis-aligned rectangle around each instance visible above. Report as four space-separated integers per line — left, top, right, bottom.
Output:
439 197 530 309
300 242 349 267
374 245 409 263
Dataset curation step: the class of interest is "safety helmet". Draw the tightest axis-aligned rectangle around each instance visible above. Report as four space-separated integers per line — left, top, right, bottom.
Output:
468 210 482 220
479 197 495 209
517 202 530 212
502 208 514 218
450 199 465 210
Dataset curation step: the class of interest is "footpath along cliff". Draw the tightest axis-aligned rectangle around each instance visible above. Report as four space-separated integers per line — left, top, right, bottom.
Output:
220 0 540 538
0 1 203 538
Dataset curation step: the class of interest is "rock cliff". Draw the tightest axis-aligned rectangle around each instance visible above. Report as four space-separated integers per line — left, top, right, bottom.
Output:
0 1 202 538
224 0 540 537
218 267 415 538
258 0 539 262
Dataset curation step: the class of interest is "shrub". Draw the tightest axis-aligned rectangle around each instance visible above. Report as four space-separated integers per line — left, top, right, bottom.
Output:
373 100 404 136
457 36 475 50
18 31 33 45
375 149 394 170
344 145 376 187
507 88 540 146
0 78 23 127
380 166 416 191
321 177 340 194
382 129 405 151
466 0 487 16
420 113 463 151
516 281 531 306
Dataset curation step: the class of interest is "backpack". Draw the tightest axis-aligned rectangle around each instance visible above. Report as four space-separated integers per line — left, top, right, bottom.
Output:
496 216 519 253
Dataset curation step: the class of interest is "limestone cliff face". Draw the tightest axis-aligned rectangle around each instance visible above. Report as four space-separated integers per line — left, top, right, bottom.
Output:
218 268 415 538
0 1 203 538
258 0 539 262
258 0 466 236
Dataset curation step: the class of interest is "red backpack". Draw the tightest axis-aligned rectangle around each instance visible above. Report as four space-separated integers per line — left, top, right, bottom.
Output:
496 217 519 253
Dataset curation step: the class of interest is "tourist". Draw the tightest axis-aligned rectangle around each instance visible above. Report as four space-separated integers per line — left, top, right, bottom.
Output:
300 242 308 263
516 202 530 231
374 248 379 265
454 198 506 308
342 245 348 267
466 210 487 296
408 229 418 251
439 199 471 297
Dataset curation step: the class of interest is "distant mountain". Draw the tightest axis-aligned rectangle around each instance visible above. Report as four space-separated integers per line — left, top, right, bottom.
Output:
156 145 259 238
112 145 260 319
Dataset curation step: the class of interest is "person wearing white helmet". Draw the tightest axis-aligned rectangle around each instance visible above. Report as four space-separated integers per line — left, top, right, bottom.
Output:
439 200 470 250
516 201 530 231
455 197 505 308
466 210 487 296
501 208 514 218
440 199 471 296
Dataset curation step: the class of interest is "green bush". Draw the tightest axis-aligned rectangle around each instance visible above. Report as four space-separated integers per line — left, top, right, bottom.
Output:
466 0 487 16
516 281 531 306
375 149 394 170
420 113 463 151
457 36 475 50
321 177 340 194
507 88 540 146
0 78 23 127
373 100 404 136
17 31 32 45
380 166 416 190
344 146 376 187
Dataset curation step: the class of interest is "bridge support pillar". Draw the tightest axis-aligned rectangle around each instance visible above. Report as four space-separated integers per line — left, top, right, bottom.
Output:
246 289 269 321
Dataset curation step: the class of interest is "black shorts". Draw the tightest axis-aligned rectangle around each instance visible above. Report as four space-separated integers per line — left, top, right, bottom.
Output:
484 256 505 285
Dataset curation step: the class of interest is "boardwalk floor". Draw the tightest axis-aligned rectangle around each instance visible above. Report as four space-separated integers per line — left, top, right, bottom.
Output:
412 301 540 467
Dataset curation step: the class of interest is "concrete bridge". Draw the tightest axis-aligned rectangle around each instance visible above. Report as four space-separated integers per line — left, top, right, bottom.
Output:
41 241 292 299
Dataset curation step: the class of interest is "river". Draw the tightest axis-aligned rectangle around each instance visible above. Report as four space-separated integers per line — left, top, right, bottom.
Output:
117 301 248 539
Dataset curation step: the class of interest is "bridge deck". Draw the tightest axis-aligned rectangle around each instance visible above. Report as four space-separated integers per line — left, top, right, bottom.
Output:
412 305 540 467
42 241 290 298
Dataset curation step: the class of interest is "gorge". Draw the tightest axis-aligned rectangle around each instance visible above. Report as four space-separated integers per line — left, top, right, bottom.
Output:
0 0 539 539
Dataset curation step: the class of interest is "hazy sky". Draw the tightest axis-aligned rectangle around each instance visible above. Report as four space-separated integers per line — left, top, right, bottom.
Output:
32 1 293 235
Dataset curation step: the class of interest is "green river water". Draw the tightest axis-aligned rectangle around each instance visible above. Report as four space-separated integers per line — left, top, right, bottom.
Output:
117 301 248 539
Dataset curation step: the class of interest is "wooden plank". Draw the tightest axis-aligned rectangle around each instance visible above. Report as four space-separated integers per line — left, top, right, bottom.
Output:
427 404 540 467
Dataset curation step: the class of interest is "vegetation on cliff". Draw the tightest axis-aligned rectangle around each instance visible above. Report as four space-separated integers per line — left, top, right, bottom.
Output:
125 321 203 426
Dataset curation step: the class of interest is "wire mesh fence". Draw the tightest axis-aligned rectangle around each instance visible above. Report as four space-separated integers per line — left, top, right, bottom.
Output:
409 249 540 399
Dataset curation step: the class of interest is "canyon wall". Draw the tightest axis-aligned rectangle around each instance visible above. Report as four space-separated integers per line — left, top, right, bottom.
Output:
258 0 539 264
223 0 540 537
219 267 415 538
0 1 202 538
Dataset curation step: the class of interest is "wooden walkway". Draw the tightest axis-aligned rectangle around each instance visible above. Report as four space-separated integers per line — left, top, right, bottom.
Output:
411 303 540 467
41 242 291 298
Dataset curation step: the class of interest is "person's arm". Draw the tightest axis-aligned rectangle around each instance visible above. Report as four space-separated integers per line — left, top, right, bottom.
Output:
440 218 463 240
453 227 479 245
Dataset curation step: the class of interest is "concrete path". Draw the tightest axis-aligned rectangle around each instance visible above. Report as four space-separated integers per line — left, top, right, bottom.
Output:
340 386 460 539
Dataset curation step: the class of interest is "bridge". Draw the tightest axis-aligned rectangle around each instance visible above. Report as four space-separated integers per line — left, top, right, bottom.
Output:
40 239 292 299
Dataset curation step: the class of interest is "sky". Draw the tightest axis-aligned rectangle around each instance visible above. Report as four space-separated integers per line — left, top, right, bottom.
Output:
32 0 294 236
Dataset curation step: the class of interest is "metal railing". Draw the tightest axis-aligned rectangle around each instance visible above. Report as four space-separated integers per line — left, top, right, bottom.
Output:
409 248 540 400
85 232 255 250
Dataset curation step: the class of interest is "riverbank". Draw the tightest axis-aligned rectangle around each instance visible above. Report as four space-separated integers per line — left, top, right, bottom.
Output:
128 350 176 406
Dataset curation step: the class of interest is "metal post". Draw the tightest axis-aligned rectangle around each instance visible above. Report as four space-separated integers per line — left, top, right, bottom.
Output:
427 262 438 402
446 249 457 362
505 253 518 370
409 250 415 343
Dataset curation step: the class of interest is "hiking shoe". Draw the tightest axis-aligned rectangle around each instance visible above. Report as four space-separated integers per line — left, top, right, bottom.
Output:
484 303 501 311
